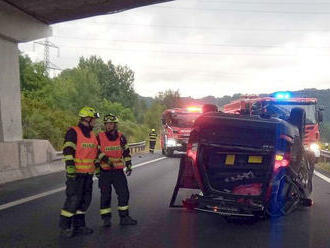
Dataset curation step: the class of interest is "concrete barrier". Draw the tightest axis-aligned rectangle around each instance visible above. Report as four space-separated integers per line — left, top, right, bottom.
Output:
0 140 146 185
0 139 60 184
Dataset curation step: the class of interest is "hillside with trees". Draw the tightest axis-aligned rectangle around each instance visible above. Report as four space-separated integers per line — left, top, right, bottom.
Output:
20 55 157 149
20 54 330 148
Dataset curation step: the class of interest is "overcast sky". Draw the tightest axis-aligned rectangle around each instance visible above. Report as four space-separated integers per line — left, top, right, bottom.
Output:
19 0 330 98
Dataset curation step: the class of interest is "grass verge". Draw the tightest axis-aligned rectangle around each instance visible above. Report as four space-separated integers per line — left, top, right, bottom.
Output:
316 162 330 173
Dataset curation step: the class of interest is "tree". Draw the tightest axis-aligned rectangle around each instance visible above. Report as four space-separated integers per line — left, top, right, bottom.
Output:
50 67 101 114
155 89 181 109
19 54 51 94
144 102 166 131
78 56 137 109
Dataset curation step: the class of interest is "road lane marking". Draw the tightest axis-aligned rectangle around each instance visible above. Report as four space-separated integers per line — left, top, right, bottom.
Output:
132 157 167 169
314 170 330 184
0 156 167 211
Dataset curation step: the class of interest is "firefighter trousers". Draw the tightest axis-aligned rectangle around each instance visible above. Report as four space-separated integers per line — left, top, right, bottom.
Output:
149 140 156 153
99 169 130 218
59 174 93 229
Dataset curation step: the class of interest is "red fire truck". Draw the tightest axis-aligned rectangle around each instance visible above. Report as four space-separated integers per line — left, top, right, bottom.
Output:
161 106 202 156
223 92 323 158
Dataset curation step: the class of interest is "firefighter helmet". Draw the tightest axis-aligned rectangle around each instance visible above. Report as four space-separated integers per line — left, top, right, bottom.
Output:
104 114 119 123
79 107 99 118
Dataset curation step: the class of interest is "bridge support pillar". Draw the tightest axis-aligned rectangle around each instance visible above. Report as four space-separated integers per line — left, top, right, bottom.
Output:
0 1 53 184
0 37 22 142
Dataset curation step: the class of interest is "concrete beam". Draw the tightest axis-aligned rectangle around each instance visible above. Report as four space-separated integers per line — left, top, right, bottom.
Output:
0 1 51 42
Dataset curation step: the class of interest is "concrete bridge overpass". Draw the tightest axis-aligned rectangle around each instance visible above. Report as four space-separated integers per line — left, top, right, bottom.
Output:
0 0 172 182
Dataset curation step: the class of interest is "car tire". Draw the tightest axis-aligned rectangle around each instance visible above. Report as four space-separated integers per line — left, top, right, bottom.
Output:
266 172 301 217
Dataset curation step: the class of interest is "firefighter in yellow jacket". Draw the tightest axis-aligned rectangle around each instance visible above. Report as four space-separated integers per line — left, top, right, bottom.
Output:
97 114 137 227
59 107 100 238
149 129 157 153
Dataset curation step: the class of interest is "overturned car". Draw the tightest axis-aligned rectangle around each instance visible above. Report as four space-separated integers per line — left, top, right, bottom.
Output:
170 108 314 218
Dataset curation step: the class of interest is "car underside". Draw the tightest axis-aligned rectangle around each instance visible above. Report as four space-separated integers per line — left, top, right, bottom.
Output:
170 109 314 219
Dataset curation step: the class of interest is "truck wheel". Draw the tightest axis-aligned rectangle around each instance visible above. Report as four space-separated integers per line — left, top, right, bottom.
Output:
288 107 306 138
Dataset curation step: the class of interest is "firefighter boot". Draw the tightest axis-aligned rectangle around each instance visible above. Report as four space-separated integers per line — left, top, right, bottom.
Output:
59 215 74 238
60 228 74 238
120 215 138 225
73 214 93 235
102 215 112 227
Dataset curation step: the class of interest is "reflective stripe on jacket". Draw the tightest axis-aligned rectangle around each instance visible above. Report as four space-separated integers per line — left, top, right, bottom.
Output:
149 132 157 141
72 126 98 173
99 131 125 170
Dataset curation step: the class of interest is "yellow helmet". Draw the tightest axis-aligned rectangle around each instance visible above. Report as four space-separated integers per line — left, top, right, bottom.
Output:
151 129 156 132
104 113 119 123
79 107 99 118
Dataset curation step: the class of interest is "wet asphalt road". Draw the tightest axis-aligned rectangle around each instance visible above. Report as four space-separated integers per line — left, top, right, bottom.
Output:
0 152 330 248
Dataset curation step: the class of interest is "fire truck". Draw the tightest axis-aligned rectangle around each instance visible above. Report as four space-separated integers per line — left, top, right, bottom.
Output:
223 92 323 159
161 106 202 156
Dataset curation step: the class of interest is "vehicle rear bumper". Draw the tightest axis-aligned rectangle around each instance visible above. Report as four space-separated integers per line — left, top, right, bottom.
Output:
194 194 265 217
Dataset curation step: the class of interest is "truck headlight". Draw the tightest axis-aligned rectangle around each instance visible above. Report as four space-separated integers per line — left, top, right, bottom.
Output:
167 138 177 147
310 143 320 152
310 143 320 157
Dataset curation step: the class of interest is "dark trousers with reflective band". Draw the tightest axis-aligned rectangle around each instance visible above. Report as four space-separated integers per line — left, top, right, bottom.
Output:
59 174 93 229
99 169 129 218
149 140 156 152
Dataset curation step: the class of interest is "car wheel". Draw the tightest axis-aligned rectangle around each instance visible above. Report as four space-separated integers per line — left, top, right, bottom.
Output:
266 173 301 217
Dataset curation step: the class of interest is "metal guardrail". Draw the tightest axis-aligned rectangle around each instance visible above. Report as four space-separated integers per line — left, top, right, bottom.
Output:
128 141 146 154
320 149 330 162
54 141 146 161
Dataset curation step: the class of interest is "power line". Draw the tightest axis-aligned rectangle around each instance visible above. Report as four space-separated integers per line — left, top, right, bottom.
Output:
55 43 330 57
53 35 330 49
151 5 330 15
63 21 330 33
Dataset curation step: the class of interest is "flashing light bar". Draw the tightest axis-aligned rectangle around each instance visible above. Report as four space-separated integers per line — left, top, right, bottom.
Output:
186 106 202 113
273 91 291 100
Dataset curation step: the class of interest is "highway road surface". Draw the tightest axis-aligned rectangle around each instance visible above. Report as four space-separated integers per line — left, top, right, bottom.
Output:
0 152 329 248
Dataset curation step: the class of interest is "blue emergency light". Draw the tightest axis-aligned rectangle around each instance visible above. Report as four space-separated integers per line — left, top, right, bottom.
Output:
274 92 291 100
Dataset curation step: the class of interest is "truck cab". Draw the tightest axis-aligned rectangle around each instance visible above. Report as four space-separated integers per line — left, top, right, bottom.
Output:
161 107 202 156
224 92 323 160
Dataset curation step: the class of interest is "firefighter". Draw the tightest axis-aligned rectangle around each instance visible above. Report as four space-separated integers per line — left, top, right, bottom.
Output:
97 114 137 227
149 129 157 153
59 106 100 238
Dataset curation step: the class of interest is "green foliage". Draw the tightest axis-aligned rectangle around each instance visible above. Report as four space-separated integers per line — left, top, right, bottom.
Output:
98 99 135 122
19 55 52 97
119 121 149 143
316 162 330 173
49 68 101 113
144 102 166 132
21 96 76 150
155 89 181 109
78 56 137 109
19 54 150 149
320 122 330 143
